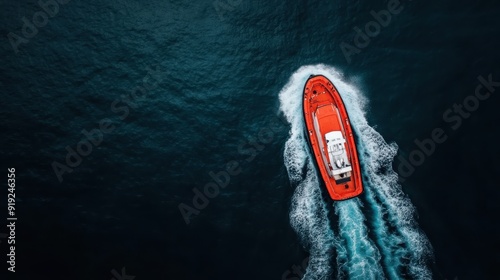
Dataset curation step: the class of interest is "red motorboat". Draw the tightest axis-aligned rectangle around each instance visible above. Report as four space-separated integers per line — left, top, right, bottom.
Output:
303 75 363 200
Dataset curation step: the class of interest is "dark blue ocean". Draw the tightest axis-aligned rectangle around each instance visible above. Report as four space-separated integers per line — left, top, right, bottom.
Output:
1 0 499 279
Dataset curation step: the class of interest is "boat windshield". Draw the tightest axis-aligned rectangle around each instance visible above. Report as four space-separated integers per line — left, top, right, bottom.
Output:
325 131 352 180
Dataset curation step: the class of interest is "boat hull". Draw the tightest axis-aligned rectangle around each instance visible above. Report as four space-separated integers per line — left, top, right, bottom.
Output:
303 75 363 200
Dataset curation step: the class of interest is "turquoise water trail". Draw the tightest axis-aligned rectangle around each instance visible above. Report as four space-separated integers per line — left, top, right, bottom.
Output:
335 199 384 279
